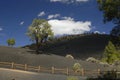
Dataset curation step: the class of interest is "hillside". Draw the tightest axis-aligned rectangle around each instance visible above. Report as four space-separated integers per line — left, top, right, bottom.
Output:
0 35 114 78
26 34 110 60
0 46 112 72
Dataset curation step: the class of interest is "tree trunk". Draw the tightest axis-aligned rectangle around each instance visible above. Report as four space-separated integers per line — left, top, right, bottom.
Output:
35 37 39 54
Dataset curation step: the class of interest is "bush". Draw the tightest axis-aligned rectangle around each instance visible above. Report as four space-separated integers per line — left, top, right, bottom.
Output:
86 57 99 63
73 63 81 72
99 62 110 67
113 60 120 66
67 77 78 80
87 70 118 80
65 54 74 59
113 61 120 70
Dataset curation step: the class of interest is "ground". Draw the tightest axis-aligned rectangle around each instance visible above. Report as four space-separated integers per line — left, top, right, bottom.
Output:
0 46 114 77
0 68 87 80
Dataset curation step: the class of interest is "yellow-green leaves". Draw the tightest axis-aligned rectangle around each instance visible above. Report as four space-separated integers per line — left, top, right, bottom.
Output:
7 38 16 47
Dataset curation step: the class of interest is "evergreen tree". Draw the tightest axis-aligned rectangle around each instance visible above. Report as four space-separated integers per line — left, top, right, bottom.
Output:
103 41 120 64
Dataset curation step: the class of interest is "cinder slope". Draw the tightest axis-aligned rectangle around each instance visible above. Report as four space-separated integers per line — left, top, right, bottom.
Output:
0 68 87 80
40 34 110 59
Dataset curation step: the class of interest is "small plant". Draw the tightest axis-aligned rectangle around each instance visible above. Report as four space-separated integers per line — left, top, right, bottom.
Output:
99 62 109 67
65 54 74 59
86 57 99 63
73 63 81 72
67 76 78 80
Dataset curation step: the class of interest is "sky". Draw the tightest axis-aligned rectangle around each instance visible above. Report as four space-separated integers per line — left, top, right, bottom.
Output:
0 0 115 47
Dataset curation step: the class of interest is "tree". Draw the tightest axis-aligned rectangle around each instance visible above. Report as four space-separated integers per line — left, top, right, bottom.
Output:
102 41 120 64
27 19 54 54
97 0 120 24
97 0 120 47
7 38 16 47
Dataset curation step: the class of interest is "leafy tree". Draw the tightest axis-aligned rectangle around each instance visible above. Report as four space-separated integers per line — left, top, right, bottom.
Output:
7 38 16 47
97 0 120 24
102 41 120 64
97 0 120 37
27 19 54 54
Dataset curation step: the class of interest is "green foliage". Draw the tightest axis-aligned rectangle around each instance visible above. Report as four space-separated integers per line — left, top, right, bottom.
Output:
110 35 120 50
97 0 120 24
7 38 16 47
27 18 54 53
110 25 120 37
87 70 118 80
102 41 120 64
27 19 53 41
67 77 78 80
73 63 81 72
97 0 120 38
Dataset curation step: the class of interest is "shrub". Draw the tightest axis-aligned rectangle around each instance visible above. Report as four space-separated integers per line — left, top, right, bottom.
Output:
87 70 118 80
73 63 81 72
67 76 78 80
113 60 120 66
65 54 74 59
99 62 109 67
86 57 99 63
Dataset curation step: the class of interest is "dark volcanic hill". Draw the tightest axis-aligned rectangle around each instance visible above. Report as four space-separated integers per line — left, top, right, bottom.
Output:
25 34 110 60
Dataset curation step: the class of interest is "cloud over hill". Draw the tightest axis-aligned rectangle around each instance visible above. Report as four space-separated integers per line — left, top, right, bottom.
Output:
48 19 91 35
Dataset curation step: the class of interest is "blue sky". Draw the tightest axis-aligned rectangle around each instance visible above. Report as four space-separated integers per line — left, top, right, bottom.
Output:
0 0 115 47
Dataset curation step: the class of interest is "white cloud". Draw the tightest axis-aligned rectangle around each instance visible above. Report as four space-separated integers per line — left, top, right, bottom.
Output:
38 11 45 17
0 27 3 31
94 31 100 34
50 0 67 2
94 31 106 34
48 14 60 19
20 21 24 25
48 19 91 35
50 0 89 3
76 0 89 2
62 16 74 21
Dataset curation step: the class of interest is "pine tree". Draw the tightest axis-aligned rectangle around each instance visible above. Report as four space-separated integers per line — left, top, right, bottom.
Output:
103 41 120 64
